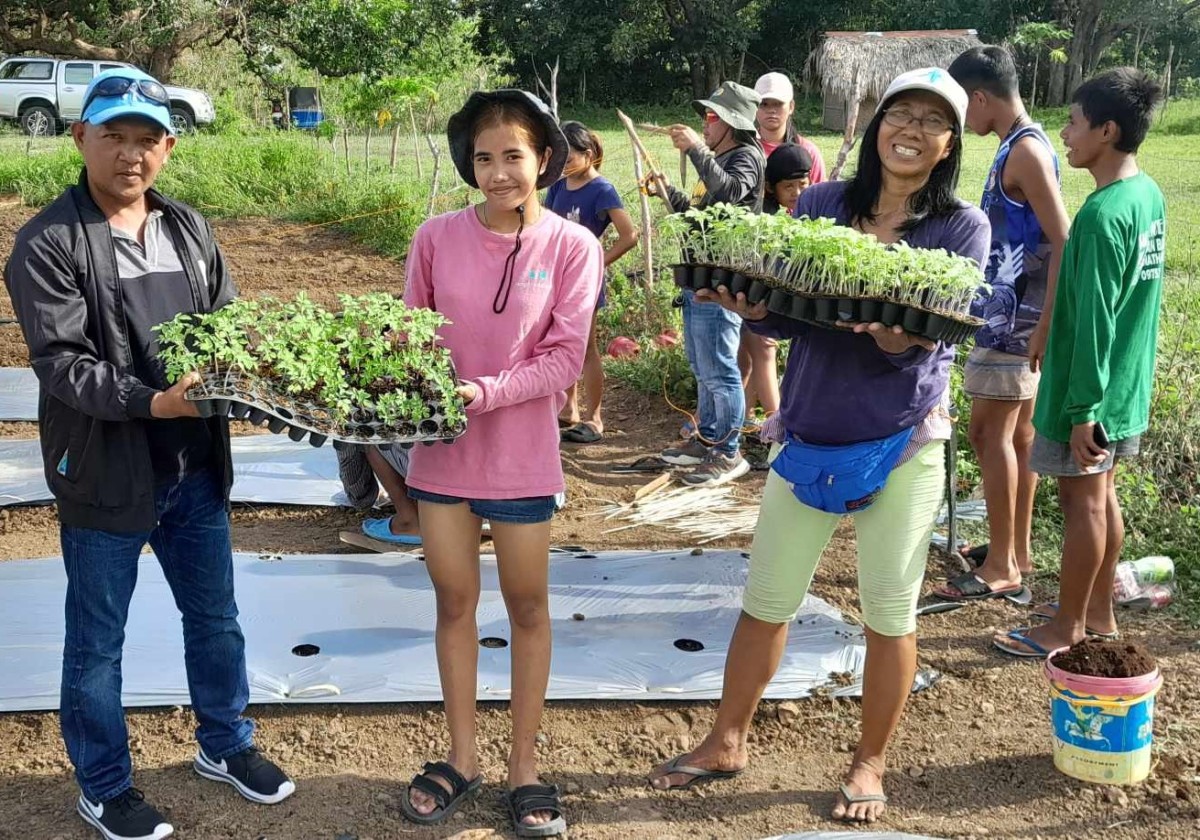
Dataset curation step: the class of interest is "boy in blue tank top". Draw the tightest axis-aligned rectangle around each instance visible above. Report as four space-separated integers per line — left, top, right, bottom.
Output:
936 46 1071 602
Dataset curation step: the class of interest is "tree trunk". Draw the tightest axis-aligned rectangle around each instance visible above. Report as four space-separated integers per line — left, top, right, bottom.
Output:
1030 52 1039 110
1133 25 1144 69
690 60 706 99
1048 57 1067 106
831 97 861 181
364 126 372 175
390 123 400 173
408 102 423 180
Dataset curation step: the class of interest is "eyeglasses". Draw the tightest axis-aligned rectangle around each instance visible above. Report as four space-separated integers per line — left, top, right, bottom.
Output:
882 107 953 136
704 112 721 125
82 77 170 116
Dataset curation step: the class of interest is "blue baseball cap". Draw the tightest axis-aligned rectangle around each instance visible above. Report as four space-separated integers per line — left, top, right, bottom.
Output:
81 67 173 135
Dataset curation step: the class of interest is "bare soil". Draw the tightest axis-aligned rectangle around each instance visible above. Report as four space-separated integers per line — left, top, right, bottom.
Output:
2 209 1199 839
1052 639 1158 679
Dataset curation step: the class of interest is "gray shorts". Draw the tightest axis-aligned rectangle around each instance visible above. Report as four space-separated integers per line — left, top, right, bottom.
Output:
1029 432 1140 478
963 347 1039 401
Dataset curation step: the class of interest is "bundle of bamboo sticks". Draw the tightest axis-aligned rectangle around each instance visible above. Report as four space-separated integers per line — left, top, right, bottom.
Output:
595 479 759 544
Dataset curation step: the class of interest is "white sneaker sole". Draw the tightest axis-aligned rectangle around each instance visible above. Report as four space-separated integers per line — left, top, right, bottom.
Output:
660 452 707 466
682 458 752 487
76 796 174 840
193 752 296 805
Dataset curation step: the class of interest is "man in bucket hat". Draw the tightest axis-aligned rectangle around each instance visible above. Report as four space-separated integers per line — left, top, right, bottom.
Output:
655 81 766 487
4 67 293 840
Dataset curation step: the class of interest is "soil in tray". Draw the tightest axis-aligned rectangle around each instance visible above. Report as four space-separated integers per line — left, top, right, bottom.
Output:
1050 638 1156 679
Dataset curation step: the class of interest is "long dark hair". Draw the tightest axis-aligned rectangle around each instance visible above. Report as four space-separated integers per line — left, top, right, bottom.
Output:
560 120 605 169
844 95 963 234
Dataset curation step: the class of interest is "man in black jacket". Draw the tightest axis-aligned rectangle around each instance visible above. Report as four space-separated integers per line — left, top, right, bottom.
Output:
4 67 293 840
657 82 765 487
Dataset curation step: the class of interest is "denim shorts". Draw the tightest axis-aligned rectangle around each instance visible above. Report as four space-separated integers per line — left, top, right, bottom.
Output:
407 487 557 524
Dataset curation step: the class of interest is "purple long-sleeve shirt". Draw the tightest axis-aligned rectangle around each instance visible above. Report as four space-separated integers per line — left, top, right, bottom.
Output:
749 181 990 445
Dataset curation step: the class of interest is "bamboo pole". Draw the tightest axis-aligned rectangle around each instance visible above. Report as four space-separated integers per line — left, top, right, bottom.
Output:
408 101 424 179
389 122 400 172
626 121 656 307
617 110 671 209
342 127 351 178
425 134 442 218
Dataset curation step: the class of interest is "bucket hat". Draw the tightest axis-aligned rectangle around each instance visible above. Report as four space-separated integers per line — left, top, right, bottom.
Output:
447 90 567 189
691 81 761 132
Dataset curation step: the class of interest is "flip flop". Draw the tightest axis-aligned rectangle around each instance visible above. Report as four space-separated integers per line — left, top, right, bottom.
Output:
561 423 603 444
916 600 965 617
993 627 1053 659
1029 601 1119 638
557 416 574 429
610 456 673 474
933 572 1025 602
835 783 888 822
362 517 422 546
649 754 743 791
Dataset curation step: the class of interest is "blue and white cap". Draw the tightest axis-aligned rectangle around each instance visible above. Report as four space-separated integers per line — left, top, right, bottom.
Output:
878 67 968 134
82 67 173 134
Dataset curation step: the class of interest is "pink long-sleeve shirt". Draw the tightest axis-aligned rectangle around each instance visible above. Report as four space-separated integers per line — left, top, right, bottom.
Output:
403 206 604 499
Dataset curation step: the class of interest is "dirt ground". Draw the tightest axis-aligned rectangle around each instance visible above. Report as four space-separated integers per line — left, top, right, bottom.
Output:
2 207 1199 840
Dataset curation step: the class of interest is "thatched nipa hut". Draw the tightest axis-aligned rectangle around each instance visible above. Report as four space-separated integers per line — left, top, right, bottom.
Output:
807 29 983 178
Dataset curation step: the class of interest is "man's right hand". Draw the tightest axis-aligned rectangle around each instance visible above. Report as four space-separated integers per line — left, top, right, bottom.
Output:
150 372 202 418
695 286 768 321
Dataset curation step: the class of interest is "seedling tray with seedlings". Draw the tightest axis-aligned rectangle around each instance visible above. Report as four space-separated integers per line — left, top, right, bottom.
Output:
154 293 466 448
662 204 987 345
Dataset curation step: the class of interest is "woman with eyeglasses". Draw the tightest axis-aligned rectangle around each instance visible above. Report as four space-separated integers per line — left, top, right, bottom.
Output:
648 69 990 824
653 81 765 487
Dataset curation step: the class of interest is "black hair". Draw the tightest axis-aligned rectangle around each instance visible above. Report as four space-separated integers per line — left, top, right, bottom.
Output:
560 120 605 170
1073 67 1163 153
948 46 1020 98
844 93 963 234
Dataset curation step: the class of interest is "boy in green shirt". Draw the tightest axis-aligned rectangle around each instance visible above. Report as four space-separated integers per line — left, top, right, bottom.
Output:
995 68 1166 658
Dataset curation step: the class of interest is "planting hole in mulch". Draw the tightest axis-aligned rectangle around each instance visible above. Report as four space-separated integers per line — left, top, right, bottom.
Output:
1051 638 1156 678
291 644 321 657
479 637 509 649
674 639 705 652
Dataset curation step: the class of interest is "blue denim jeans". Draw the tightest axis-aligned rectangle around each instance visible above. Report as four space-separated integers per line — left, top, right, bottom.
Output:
60 468 254 802
682 290 744 455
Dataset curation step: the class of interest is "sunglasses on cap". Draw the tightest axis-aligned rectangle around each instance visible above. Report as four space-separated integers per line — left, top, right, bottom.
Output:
82 76 170 116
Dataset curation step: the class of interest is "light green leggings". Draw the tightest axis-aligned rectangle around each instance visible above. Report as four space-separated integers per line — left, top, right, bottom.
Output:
742 441 946 636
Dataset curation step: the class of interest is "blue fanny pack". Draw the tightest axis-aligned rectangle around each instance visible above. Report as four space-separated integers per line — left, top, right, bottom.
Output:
769 426 916 514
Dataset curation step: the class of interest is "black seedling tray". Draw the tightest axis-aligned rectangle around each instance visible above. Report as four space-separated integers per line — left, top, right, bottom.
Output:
672 263 981 345
186 369 465 449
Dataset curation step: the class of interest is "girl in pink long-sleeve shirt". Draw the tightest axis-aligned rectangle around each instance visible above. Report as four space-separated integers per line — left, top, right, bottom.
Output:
397 91 602 837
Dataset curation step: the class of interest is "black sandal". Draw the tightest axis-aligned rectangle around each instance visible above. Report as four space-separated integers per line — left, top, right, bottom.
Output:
507 784 567 837
400 761 482 825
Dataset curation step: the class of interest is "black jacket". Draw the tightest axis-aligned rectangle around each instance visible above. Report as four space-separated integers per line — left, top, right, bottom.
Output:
666 142 765 213
3 170 236 532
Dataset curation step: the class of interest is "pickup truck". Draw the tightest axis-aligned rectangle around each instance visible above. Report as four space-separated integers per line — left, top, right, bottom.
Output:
0 56 215 135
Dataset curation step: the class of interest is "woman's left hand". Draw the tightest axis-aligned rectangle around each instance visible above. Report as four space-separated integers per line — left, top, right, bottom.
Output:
456 382 478 405
837 321 936 353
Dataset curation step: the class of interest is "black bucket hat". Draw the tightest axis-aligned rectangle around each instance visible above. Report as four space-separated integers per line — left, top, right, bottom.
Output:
447 90 568 190
691 81 761 132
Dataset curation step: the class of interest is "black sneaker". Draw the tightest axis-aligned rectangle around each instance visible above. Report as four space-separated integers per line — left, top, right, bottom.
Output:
661 438 710 466
681 451 751 486
76 788 173 840
194 747 296 804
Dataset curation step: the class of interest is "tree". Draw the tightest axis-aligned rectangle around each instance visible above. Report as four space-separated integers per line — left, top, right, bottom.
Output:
0 0 246 81
1011 21 1070 107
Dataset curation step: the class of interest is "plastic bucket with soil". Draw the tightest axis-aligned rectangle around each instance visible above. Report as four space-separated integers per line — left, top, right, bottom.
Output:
1044 638 1161 785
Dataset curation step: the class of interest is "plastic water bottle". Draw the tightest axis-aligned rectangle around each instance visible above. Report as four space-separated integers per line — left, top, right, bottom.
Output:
1114 556 1175 606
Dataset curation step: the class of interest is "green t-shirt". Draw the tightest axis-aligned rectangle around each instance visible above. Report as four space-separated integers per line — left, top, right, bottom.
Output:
1033 172 1166 443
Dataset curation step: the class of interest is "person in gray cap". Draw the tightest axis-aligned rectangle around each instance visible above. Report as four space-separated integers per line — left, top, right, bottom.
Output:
656 81 766 487
4 68 294 840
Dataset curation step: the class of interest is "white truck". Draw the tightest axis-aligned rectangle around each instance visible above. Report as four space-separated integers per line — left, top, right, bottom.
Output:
0 56 215 135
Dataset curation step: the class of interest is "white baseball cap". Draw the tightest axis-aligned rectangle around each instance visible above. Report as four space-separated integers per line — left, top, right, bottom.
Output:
878 67 968 133
754 72 794 104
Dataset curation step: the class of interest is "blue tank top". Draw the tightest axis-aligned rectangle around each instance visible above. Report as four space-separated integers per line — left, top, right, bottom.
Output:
973 124 1060 355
